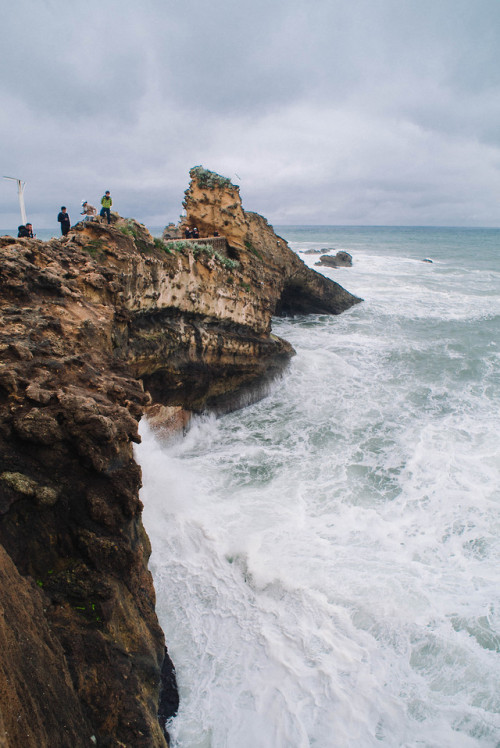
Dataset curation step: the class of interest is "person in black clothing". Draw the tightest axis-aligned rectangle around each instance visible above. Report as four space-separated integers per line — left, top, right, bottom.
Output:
185 227 192 239
192 226 199 239
17 224 33 238
57 207 71 235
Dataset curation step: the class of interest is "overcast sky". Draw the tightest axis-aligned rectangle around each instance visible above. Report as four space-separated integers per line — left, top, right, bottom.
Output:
2 0 500 228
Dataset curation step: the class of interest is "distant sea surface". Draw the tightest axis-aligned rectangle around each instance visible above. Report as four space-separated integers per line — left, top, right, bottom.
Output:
136 226 500 747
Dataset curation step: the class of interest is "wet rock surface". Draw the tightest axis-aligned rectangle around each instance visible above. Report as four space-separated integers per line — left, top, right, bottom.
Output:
0 171 361 746
315 251 353 268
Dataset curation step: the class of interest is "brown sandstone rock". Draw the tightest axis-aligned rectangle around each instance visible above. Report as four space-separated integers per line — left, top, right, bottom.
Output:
0 545 94 748
0 170 361 747
181 167 361 319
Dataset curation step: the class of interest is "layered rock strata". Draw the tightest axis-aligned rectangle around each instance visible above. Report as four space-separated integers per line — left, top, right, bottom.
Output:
0 172 360 746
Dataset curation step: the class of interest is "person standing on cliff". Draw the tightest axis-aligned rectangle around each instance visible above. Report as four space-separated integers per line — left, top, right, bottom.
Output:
81 201 97 221
100 191 112 224
57 206 71 236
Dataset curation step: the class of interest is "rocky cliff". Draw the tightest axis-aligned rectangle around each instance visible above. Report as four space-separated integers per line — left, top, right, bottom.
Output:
182 166 360 317
0 171 361 747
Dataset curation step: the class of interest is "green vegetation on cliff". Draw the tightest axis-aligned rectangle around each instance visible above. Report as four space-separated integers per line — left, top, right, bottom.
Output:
189 166 235 190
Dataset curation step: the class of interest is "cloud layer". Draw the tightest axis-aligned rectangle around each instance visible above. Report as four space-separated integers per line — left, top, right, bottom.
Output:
2 0 500 227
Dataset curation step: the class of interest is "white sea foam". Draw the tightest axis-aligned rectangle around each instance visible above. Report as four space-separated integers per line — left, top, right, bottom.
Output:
138 227 500 747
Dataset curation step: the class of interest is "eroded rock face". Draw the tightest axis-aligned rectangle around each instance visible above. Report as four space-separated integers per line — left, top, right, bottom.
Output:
0 173 361 746
182 167 362 318
0 544 94 747
65 219 296 410
0 232 168 747
181 167 248 247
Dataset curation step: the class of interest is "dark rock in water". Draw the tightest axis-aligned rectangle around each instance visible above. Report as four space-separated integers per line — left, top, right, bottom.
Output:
302 248 324 254
158 646 179 745
315 251 353 268
422 258 433 263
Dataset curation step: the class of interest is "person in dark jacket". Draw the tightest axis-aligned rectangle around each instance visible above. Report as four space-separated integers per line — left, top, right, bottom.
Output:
57 207 71 235
18 224 34 238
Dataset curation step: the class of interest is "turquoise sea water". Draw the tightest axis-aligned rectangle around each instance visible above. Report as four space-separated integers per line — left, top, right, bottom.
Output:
138 226 500 747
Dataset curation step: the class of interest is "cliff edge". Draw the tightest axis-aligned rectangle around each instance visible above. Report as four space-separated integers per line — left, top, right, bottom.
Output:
0 170 360 746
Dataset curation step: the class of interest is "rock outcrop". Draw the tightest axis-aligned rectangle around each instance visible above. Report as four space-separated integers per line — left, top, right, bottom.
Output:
0 169 361 747
162 223 181 240
181 167 361 317
315 251 353 268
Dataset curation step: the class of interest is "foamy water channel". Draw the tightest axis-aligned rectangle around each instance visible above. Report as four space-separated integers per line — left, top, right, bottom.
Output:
138 228 500 747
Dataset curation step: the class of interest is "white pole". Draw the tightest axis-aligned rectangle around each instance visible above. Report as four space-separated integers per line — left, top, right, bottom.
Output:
3 176 27 225
18 179 27 225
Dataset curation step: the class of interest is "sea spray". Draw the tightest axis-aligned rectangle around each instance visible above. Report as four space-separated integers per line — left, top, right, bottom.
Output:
138 227 500 747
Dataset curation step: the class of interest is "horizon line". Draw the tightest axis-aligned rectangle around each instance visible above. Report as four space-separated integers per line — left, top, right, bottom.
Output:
2 223 500 231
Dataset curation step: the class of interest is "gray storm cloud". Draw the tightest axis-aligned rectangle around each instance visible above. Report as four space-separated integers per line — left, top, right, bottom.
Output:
1 0 499 227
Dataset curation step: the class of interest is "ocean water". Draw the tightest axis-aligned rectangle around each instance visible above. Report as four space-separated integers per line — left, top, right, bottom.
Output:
136 227 500 748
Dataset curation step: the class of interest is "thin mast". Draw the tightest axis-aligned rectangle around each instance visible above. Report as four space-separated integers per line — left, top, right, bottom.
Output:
3 176 27 225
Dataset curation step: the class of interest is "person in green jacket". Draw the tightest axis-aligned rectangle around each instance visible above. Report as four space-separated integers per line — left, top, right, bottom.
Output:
100 191 112 224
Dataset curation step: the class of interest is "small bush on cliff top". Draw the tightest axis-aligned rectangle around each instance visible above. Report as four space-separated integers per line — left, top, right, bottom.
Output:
153 237 172 254
119 220 154 253
83 238 106 257
189 166 234 190
119 220 138 239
